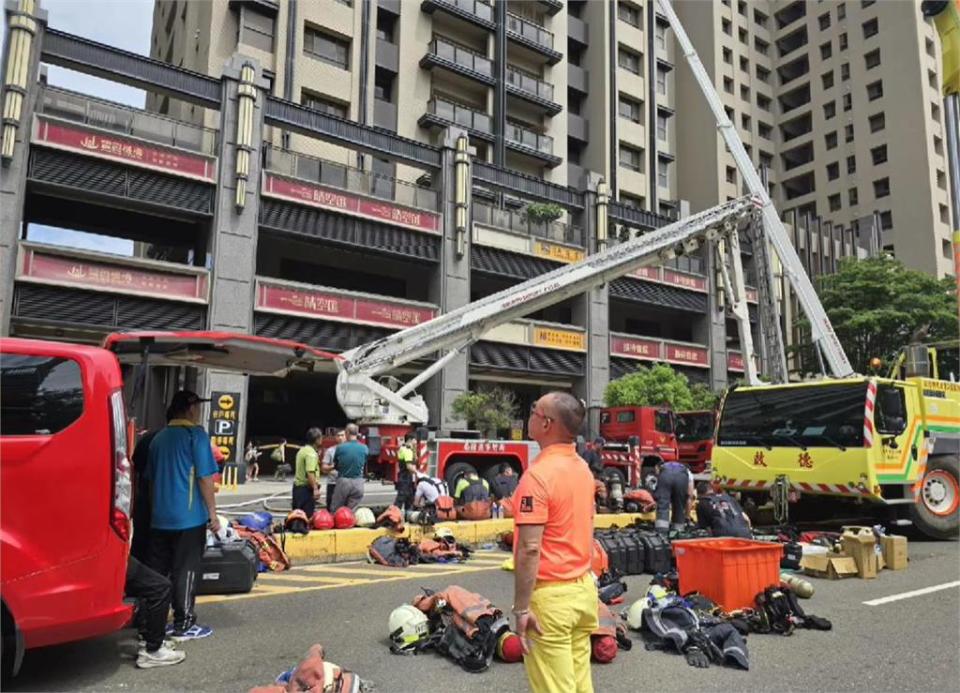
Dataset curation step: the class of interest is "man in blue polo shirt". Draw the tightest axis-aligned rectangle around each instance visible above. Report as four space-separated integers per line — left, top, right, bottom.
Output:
147 390 220 642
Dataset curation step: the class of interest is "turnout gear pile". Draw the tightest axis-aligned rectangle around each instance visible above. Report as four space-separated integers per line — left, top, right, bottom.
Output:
369 537 421 567
253 643 367 693
232 524 291 573
752 585 832 634
623 488 657 513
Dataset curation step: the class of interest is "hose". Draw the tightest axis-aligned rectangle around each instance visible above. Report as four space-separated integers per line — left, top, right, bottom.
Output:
216 490 291 515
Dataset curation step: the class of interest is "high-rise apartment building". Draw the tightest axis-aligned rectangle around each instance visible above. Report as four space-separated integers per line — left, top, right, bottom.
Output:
149 0 951 279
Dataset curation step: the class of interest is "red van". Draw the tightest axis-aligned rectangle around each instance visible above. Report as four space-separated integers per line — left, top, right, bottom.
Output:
1 332 336 676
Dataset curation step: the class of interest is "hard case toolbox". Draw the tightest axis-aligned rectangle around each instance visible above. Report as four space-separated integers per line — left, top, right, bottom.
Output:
197 540 258 595
633 531 673 574
595 532 628 575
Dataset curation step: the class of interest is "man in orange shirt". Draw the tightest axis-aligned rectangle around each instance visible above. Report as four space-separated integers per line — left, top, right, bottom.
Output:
512 392 598 693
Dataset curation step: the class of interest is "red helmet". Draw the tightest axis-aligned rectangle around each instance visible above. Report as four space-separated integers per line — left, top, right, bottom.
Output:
311 509 334 530
496 632 523 663
591 635 618 663
333 507 356 529
285 509 310 535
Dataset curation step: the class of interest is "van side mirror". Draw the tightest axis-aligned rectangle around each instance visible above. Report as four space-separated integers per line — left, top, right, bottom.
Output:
881 435 899 449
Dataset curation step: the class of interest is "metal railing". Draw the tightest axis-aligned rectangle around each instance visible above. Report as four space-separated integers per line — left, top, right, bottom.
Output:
506 65 555 102
473 200 583 246
264 147 439 212
428 36 493 77
506 12 554 50
37 85 218 155
436 0 494 23
426 97 492 134
506 122 554 155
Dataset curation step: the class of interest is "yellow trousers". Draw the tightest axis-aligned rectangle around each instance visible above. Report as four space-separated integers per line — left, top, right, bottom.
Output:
524 573 599 693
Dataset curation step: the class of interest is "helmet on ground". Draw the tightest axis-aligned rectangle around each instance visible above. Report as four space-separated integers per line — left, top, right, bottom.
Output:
355 507 376 528
496 632 523 663
625 598 646 631
311 509 334 530
285 509 310 535
592 635 618 663
239 511 273 533
333 507 356 529
388 604 430 653
434 527 455 542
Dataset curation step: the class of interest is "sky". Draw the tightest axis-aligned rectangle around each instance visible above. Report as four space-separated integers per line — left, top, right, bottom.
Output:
13 0 155 255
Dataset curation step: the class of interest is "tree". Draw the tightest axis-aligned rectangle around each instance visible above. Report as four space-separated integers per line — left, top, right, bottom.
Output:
798 256 958 373
604 363 717 411
451 388 518 438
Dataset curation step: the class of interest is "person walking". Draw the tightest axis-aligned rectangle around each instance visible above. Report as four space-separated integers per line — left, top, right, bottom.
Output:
330 424 368 511
125 556 185 668
320 429 345 511
146 390 219 642
244 441 260 482
512 392 598 693
293 428 323 517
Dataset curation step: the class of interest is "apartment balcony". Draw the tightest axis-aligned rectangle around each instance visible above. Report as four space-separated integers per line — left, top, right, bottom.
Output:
418 97 494 141
534 0 564 16
374 98 397 131
568 63 588 94
473 200 584 246
568 15 588 45
421 0 494 31
375 38 398 72
420 36 495 85
505 122 561 167
568 113 588 143
506 12 562 65
378 0 401 15
506 66 562 115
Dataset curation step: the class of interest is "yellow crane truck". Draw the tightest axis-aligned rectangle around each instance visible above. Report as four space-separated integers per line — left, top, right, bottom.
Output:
712 346 960 539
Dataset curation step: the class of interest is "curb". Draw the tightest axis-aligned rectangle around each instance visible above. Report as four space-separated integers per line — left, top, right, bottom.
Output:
283 512 654 563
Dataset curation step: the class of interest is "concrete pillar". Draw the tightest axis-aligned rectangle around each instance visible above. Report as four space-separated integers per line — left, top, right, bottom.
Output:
573 172 609 438
201 55 268 477
705 240 729 391
424 127 472 433
0 0 47 336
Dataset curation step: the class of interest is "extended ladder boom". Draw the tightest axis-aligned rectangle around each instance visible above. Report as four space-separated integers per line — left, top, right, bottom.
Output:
657 0 853 379
336 196 758 424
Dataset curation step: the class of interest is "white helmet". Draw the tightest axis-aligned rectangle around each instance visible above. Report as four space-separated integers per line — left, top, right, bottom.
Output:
388 604 430 652
625 598 646 630
355 507 376 528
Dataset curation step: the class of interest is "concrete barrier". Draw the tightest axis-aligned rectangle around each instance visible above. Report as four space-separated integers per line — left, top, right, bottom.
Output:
283 512 655 563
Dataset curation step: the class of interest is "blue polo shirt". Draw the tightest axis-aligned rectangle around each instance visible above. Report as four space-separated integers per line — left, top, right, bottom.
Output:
147 420 219 530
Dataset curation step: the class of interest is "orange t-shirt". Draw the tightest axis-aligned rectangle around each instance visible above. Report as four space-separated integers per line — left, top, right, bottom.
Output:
513 443 595 582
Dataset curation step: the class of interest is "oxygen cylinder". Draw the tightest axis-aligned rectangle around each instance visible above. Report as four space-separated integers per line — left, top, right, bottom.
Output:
780 573 815 598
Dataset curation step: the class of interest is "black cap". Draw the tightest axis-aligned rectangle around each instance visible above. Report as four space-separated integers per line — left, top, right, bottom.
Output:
169 390 209 412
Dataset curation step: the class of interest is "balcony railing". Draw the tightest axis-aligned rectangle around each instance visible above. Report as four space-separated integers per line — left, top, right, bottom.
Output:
473 201 583 246
506 12 554 50
264 147 439 212
506 66 555 102
427 36 493 77
426 97 492 134
436 0 493 23
37 86 218 155
506 122 554 155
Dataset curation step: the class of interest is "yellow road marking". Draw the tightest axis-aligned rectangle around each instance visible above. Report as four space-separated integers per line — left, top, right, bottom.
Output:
300 565 413 578
257 573 373 584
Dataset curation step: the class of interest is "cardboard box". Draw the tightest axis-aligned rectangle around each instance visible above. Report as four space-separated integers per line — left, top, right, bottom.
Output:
841 526 879 579
801 552 859 579
881 535 908 570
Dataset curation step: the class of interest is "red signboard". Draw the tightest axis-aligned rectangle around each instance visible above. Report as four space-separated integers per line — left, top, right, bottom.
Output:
728 351 745 372
664 342 710 368
629 266 660 282
663 269 707 292
610 335 662 361
18 247 208 302
262 174 441 234
257 281 437 329
33 117 216 182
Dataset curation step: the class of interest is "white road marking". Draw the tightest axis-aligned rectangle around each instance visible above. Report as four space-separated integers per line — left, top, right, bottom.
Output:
863 581 960 606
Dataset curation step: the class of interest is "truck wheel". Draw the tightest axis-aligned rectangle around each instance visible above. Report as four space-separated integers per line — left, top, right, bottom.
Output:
444 461 477 493
909 454 959 539
1 602 22 681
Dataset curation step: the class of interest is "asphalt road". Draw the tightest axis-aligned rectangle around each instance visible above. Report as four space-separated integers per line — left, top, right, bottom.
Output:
8 540 960 692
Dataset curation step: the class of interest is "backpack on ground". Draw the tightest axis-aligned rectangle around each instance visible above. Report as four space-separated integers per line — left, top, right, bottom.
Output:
232 525 291 572
369 536 421 567
457 499 492 521
413 586 509 673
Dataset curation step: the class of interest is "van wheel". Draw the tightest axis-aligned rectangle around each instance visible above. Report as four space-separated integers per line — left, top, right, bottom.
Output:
909 454 959 539
444 461 477 494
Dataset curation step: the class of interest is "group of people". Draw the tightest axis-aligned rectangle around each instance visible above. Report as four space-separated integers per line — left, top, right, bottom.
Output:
127 390 222 670
290 423 370 516
654 459 752 539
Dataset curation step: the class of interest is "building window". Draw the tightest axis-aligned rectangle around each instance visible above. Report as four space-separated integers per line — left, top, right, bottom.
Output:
829 193 841 212
932 102 941 122
304 26 350 69
656 21 667 50
929 69 939 90
841 62 851 80
723 47 733 64
820 41 832 60
869 144 887 165
873 177 890 198
825 131 838 149
724 76 734 94
838 3 846 20
943 239 952 259
759 150 774 168
841 93 851 111
754 37 770 55
301 90 348 118
934 135 943 156
879 210 892 230
657 67 668 95
938 169 947 189
619 94 643 123
827 162 840 180
849 187 859 205
862 18 879 39
740 56 750 73
739 28 749 45
738 0 747 17
756 65 770 83
658 160 670 187
724 105 735 122
726 166 737 184
754 9 769 27
618 46 642 74
757 93 772 112
868 112 885 132
741 113 752 130
866 80 883 101
240 8 275 52
941 204 951 224
839 32 848 51
926 37 936 58
657 112 668 140
618 2 642 29
845 123 855 142
722 17 732 35
819 12 831 30
374 70 394 102
822 71 834 90
846 155 856 174
376 11 396 42
740 85 750 102
619 143 644 172
758 121 773 140
824 101 837 120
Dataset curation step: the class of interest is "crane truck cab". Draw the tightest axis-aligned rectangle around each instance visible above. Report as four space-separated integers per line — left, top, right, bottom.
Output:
712 361 959 539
